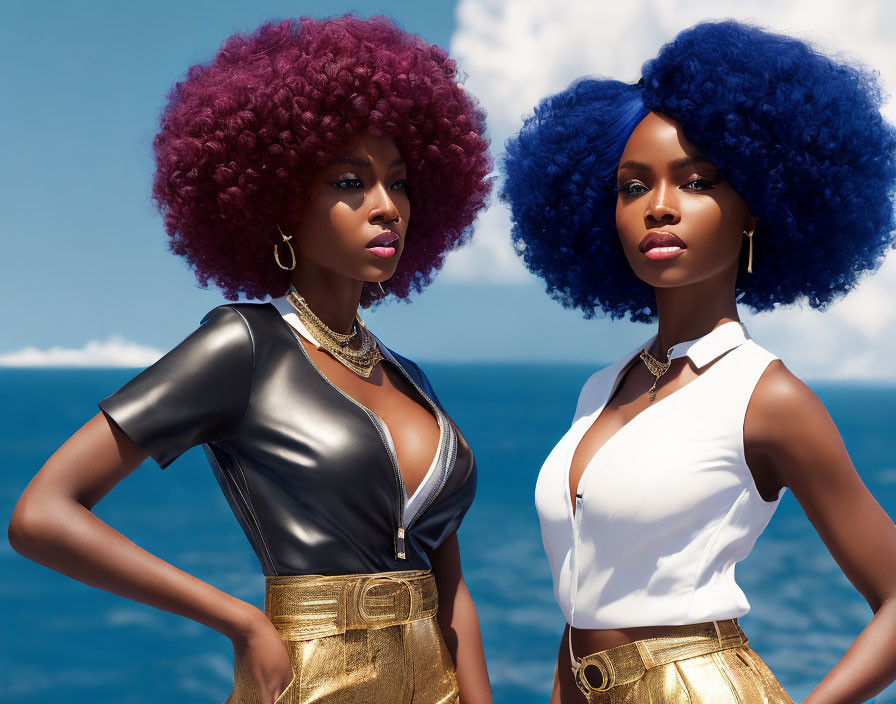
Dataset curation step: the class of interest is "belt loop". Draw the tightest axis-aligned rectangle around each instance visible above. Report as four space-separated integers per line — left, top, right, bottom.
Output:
634 640 655 670
340 577 353 631
712 620 723 648
394 576 415 622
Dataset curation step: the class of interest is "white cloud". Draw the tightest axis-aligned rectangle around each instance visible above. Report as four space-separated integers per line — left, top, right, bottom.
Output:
0 336 163 368
445 0 896 379
744 254 896 381
442 203 532 282
450 0 896 143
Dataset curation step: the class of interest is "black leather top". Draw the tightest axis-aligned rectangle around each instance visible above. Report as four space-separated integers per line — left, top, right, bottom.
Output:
97 303 477 576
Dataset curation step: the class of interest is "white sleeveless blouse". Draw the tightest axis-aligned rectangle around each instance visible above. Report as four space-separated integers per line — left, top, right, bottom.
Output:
534 321 785 629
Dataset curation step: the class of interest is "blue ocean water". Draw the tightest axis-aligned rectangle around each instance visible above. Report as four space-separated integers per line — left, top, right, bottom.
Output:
2 365 896 703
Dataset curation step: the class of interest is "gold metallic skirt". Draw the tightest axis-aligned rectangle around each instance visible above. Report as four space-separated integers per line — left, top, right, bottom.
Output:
570 619 794 703
229 569 457 704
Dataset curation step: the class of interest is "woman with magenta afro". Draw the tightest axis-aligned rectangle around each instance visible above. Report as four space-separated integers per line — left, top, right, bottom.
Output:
503 20 896 704
9 15 493 704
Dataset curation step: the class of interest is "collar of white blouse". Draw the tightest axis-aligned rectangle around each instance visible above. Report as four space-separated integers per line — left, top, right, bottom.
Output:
644 320 750 369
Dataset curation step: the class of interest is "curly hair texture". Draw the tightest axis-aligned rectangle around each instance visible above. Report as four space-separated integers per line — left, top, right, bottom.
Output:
153 15 492 305
502 20 896 323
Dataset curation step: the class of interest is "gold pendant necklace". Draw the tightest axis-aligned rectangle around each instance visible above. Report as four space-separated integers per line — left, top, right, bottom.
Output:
286 286 384 378
639 346 673 403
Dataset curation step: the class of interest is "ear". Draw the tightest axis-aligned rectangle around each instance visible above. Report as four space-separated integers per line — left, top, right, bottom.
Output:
744 209 759 234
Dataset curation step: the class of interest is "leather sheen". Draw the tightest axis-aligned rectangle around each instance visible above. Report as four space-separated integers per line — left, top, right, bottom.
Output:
98 303 477 576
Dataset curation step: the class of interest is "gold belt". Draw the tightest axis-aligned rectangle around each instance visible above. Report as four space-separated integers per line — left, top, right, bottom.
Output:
264 569 438 641
570 618 748 697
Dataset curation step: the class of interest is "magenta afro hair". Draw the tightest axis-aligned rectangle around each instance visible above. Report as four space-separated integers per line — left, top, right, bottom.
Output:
152 14 492 305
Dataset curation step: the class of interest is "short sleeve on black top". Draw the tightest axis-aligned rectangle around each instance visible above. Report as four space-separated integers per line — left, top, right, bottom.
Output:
97 305 255 469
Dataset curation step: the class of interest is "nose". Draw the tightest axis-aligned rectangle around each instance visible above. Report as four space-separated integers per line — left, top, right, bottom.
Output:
368 182 400 225
644 181 680 225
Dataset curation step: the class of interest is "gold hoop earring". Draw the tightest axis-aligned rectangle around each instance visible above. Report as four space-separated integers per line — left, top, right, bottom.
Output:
743 228 755 274
377 281 386 295
274 224 296 271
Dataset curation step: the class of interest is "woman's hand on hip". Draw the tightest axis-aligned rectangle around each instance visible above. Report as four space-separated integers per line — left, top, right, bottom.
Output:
226 606 294 704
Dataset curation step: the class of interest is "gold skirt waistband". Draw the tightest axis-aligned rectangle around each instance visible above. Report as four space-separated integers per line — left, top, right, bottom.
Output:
569 619 794 703
264 569 438 641
229 570 455 703
571 618 747 696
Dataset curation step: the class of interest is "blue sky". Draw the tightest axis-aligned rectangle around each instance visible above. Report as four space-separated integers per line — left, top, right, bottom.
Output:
3 0 896 378
0 0 652 366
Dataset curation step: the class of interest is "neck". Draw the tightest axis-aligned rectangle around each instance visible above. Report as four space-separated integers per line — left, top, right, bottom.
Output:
651 267 740 356
289 266 364 335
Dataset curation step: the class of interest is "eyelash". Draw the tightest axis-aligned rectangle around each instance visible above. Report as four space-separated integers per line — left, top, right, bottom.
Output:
327 177 408 191
617 178 718 196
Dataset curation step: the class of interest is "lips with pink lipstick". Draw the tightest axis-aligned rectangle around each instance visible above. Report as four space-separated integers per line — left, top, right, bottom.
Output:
638 231 687 260
365 231 400 258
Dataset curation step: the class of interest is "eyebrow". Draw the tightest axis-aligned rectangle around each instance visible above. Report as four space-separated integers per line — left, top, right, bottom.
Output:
618 156 713 172
337 155 405 168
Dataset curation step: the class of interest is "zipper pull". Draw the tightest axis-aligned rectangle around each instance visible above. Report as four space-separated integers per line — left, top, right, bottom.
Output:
397 527 406 559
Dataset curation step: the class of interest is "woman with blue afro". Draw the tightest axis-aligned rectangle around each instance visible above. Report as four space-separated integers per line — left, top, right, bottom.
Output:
503 20 896 704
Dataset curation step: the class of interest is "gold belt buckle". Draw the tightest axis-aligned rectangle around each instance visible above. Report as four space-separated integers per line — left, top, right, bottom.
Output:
572 651 615 698
357 576 416 624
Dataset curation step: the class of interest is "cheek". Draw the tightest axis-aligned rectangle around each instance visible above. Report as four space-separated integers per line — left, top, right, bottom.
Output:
614 199 642 250
688 197 746 251
307 200 361 242
292 200 361 263
688 202 727 236
297 202 329 238
325 203 363 238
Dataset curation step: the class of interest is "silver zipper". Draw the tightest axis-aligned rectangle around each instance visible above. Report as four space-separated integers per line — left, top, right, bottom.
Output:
381 354 457 530
288 329 408 559
571 493 583 622
410 415 456 528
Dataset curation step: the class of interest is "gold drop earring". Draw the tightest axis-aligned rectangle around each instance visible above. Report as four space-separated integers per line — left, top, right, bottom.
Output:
274 224 296 271
743 227 755 274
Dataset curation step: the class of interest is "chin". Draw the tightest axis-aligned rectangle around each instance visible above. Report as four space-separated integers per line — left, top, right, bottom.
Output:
630 267 698 289
359 264 400 282
639 263 740 290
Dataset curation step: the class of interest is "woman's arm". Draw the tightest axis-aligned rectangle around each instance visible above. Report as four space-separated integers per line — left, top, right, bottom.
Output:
550 666 562 704
430 532 493 704
745 361 896 704
549 626 566 704
8 411 294 702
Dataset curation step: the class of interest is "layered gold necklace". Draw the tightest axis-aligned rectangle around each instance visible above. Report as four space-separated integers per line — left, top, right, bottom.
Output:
286 286 384 378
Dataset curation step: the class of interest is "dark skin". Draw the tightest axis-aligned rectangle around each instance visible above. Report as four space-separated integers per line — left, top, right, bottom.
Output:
552 112 896 703
8 131 492 704
285 132 491 703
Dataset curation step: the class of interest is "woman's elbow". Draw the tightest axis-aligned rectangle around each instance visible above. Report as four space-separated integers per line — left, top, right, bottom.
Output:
8 491 59 557
9 500 37 555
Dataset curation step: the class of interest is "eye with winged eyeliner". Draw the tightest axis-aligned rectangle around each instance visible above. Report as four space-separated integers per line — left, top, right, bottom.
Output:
325 172 408 191
327 174 364 189
616 177 719 197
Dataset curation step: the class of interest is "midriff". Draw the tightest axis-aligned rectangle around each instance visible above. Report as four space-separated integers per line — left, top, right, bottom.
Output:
570 623 689 654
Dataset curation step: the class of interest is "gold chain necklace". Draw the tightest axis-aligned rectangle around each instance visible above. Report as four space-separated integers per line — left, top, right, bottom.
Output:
286 286 384 378
638 346 673 403
287 286 358 345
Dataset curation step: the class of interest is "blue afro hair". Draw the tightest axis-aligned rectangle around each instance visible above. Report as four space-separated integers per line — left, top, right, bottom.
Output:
502 20 896 322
